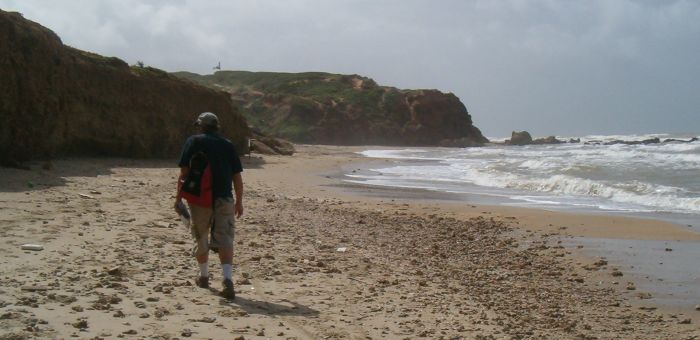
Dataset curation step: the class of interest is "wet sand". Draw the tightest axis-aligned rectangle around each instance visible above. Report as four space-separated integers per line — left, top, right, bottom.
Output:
0 144 698 339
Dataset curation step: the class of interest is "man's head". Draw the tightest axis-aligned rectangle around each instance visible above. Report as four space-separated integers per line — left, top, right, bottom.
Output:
195 112 219 133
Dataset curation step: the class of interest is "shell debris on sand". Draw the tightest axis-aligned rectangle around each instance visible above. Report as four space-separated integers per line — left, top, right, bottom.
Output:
20 244 44 251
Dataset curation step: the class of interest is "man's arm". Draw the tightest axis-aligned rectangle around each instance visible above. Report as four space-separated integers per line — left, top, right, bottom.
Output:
174 166 189 213
233 172 243 218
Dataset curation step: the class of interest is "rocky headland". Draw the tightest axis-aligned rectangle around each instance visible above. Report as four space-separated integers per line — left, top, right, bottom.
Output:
174 71 489 147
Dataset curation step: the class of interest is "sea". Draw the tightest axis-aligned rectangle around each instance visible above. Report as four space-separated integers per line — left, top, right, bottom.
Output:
346 133 700 228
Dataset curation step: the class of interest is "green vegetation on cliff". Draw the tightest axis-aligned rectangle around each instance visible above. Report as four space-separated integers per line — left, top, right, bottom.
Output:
174 71 488 146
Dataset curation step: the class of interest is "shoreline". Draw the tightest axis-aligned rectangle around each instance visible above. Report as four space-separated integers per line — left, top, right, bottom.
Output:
318 146 700 312
262 145 700 310
1 145 698 338
249 145 700 312
279 145 700 241
348 146 700 231
332 179 700 241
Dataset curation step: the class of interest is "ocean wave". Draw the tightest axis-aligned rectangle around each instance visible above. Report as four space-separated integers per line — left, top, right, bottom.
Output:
356 134 699 214
359 149 446 161
353 162 699 214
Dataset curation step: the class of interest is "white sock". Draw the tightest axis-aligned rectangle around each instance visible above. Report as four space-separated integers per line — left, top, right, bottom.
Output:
222 264 233 281
199 262 208 278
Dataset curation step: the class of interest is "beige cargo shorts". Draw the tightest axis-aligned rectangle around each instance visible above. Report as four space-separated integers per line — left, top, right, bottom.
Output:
188 197 235 257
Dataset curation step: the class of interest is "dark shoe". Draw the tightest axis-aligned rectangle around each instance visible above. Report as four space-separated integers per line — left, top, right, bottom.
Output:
221 279 235 299
195 276 209 288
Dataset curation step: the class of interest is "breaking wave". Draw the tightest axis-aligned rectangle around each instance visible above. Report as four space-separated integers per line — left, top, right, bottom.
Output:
354 134 700 215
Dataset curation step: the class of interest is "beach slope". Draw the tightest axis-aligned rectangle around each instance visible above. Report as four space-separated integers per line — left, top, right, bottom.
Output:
0 146 698 338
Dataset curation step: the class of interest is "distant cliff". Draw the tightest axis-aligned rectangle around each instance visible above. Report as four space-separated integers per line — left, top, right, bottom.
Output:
174 71 488 147
0 10 250 165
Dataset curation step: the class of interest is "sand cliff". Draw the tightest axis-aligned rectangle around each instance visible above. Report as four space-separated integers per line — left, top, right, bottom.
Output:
0 10 250 165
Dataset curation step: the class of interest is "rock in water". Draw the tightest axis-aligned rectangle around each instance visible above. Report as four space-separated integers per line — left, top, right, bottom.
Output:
532 136 564 145
507 131 533 145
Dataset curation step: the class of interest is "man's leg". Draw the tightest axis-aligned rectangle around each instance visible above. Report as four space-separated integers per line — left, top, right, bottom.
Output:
213 198 236 298
189 203 214 288
218 248 233 264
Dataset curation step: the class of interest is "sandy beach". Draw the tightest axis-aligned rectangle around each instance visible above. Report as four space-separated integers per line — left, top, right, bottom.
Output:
1 144 699 339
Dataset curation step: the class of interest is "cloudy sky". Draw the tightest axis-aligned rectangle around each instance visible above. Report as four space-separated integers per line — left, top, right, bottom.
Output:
3 0 699 137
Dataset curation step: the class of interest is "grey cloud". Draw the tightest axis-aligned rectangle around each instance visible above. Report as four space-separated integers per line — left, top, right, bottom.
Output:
2 0 698 137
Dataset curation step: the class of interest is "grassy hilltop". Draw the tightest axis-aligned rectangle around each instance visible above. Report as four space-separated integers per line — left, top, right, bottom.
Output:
174 70 488 146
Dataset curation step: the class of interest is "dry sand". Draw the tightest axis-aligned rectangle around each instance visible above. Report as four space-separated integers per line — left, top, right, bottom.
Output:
1 144 699 339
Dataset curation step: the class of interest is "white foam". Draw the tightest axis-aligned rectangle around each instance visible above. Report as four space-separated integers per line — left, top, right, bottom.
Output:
355 133 700 215
358 149 445 161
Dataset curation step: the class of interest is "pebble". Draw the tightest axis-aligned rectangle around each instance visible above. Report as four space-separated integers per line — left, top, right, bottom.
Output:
637 292 652 299
107 266 122 275
72 319 88 329
20 244 44 251
21 285 49 291
593 259 607 266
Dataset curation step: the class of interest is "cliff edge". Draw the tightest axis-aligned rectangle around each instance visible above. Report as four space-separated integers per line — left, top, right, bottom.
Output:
174 71 488 147
0 10 250 165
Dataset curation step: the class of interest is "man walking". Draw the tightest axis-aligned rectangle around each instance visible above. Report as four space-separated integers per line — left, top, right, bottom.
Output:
175 112 243 299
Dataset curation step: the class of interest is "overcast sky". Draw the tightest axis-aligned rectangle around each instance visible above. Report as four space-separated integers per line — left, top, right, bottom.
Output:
3 0 699 137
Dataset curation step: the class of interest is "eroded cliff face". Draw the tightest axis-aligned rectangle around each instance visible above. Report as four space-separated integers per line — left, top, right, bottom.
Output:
0 10 250 164
175 71 489 147
402 90 487 146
